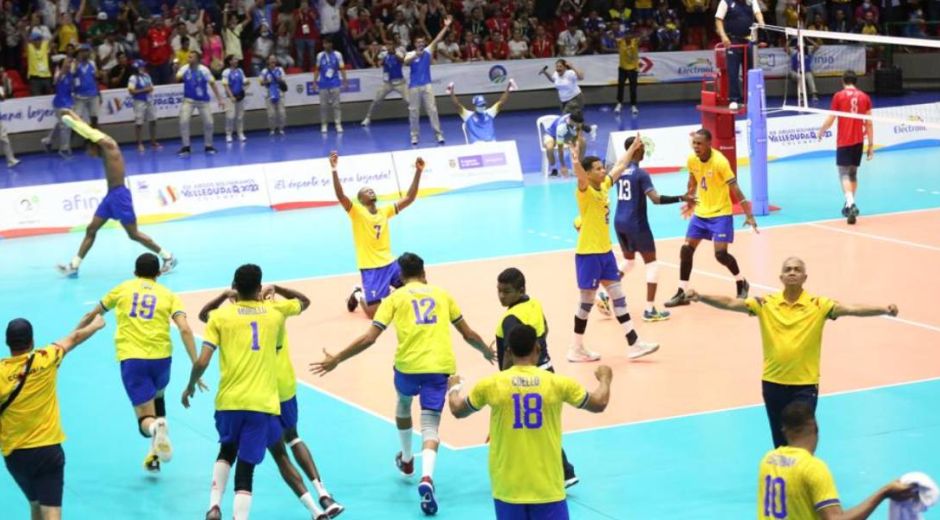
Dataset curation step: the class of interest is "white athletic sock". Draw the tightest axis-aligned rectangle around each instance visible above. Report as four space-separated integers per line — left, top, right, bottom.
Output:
209 461 232 509
398 429 413 462
573 333 584 348
618 259 635 275
679 280 689 291
158 249 172 260
70 256 82 269
312 479 328 499
645 301 654 313
147 419 158 438
299 492 322 516
845 192 855 206
421 449 437 479
233 491 252 520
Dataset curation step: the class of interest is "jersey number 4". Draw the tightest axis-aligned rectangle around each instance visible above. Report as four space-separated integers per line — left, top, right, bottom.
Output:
512 393 543 429
129 293 157 320
763 476 787 518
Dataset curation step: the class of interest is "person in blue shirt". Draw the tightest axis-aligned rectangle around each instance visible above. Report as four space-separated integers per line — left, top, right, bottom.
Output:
260 55 287 136
404 15 452 145
175 49 223 156
447 80 515 144
541 112 592 177
611 134 690 321
72 44 101 145
128 60 159 152
361 45 408 127
785 38 819 104
314 38 347 134
42 56 74 158
221 55 247 144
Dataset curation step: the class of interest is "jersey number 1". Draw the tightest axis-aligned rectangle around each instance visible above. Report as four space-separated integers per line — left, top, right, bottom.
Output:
250 321 260 351
763 476 787 518
512 393 543 429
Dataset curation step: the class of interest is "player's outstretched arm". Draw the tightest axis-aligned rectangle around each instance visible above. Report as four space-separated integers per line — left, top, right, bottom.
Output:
447 375 476 418
310 325 383 375
446 83 465 112
429 15 452 49
831 302 898 319
819 481 916 520
182 345 215 408
329 152 353 211
57 314 106 355
268 284 311 312
647 189 692 205
454 320 497 364
173 313 209 392
570 136 589 191
395 157 424 212
582 366 613 413
198 289 236 323
686 289 752 314
609 133 641 182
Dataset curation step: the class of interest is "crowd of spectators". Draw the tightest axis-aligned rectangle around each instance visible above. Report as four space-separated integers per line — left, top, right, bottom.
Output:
0 0 938 98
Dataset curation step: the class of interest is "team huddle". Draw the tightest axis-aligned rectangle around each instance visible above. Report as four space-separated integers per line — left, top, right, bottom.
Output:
1 102 918 520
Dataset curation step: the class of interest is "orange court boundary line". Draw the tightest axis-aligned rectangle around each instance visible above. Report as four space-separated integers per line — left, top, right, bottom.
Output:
806 222 940 252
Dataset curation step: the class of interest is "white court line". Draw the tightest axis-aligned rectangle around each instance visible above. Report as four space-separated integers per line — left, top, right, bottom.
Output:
806 222 940 252
448 375 940 451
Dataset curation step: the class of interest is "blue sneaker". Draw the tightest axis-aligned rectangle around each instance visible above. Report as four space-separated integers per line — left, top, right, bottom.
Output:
418 477 438 516
642 308 671 322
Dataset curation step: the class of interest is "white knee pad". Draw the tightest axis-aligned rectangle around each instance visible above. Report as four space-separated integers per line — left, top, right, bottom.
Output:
396 395 413 418
645 261 660 284
577 290 595 319
420 410 441 443
618 258 636 275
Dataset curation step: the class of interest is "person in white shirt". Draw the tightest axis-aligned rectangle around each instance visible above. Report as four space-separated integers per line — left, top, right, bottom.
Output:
435 32 461 63
314 38 348 133
386 10 412 49
176 50 224 156
318 0 345 50
507 28 530 59
221 55 248 143
557 25 587 57
540 59 585 114
127 60 159 152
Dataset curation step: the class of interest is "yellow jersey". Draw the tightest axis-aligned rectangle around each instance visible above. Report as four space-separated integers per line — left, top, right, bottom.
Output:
746 292 837 386
373 281 463 375
204 299 302 414
618 38 639 71
758 446 840 519
57 24 78 52
276 333 297 401
688 148 736 218
27 40 52 78
348 203 397 270
468 365 589 504
101 277 185 361
495 297 551 370
575 176 613 255
0 345 66 456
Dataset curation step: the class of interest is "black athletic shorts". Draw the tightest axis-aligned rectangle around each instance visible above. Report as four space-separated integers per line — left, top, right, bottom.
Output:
836 143 863 167
4 444 65 507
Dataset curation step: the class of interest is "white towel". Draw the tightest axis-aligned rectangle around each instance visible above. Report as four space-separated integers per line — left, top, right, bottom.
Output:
888 472 939 520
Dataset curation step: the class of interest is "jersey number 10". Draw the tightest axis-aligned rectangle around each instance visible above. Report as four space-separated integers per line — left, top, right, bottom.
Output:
512 393 543 429
763 475 787 518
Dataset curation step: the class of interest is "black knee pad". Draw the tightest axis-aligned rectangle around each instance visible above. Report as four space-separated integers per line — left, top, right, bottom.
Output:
137 415 155 438
154 396 166 418
217 443 237 465
715 250 732 264
282 427 299 444
680 244 694 262
234 459 255 493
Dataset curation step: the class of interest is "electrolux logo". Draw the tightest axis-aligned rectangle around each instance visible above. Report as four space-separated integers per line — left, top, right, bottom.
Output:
678 58 713 75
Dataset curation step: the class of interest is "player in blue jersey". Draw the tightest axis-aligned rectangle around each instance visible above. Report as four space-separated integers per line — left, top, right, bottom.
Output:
613 134 691 321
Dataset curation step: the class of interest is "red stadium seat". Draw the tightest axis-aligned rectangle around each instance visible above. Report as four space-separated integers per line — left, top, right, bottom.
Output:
5 69 30 98
286 67 302 74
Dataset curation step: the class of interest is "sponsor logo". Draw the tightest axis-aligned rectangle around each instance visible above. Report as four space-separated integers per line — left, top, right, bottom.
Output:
61 190 105 213
768 127 830 144
893 115 927 134
638 57 653 74
305 79 362 95
488 65 508 84
458 153 507 169
678 58 714 76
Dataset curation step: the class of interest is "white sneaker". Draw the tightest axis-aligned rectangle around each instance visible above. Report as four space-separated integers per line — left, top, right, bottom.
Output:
278 128 285 136
613 102 622 113
225 134 233 144
627 341 659 360
152 418 173 463
239 133 247 142
567 345 601 363
729 101 739 111
631 105 639 116
589 124 598 141
335 123 344 133
361 117 371 127
321 124 328 134
7 158 20 168
270 129 275 136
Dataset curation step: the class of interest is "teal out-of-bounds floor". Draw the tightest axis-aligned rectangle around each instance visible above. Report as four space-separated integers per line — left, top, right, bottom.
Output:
1 146 939 519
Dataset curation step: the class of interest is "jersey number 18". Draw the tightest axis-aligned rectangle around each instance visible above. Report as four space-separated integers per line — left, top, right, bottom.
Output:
512 393 543 429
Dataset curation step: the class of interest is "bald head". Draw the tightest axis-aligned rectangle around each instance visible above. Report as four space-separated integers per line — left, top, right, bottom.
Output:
780 257 807 288
357 187 377 206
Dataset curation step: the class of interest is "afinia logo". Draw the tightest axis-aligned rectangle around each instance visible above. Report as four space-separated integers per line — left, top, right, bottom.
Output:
489 65 508 84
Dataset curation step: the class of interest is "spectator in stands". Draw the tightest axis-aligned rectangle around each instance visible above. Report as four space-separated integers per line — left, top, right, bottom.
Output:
808 13 829 31
635 0 655 22
252 23 275 75
203 23 225 75
905 9 929 37
803 0 828 26
294 0 320 71
582 9 607 54
174 36 193 72
221 55 247 143
465 7 489 42
315 37 347 133
349 8 375 52
683 0 710 49
143 15 174 85
512 11 535 41
715 0 765 110
486 6 512 38
128 59 160 152
436 32 462 63
26 30 53 95
274 24 295 68
385 9 412 48
109 52 133 88
0 68 20 167
485 31 510 61
785 38 819 103
447 80 514 144
532 25 555 58
420 0 448 40
1 4 23 71
462 31 484 61
318 0 346 55
855 0 880 25
363 40 383 66
405 15 451 145
615 27 640 116
830 8 851 32
657 13 682 51
222 7 248 64
557 24 588 57
858 11 880 34
55 12 79 52
830 0 854 24
540 58 585 115
781 0 800 27
261 55 288 135
361 44 407 126
73 44 101 138
42 56 74 158
98 32 120 74
508 28 531 60
176 49 222 156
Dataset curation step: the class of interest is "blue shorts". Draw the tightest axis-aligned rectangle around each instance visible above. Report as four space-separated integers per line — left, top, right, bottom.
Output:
120 357 171 406
616 227 656 254
94 185 137 225
574 252 620 290
393 369 448 412
214 410 283 465
686 215 734 243
278 396 298 431
4 444 65 507
494 499 569 520
361 262 403 306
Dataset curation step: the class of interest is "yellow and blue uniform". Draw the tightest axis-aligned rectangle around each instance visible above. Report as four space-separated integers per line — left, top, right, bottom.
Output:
468 365 588 518
757 446 841 518
373 281 463 411
1 345 68 507
204 298 301 464
686 148 737 242
746 291 837 448
495 297 552 371
276 333 300 431
575 176 619 290
101 277 185 406
348 203 404 305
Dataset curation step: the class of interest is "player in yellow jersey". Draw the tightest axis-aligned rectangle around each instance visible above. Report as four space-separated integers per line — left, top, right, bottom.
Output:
79 253 205 472
568 137 659 363
447 324 613 520
312 252 495 516
199 287 343 519
2 314 105 520
664 128 758 308
181 264 308 520
331 151 425 318
686 257 899 448
757 401 915 520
